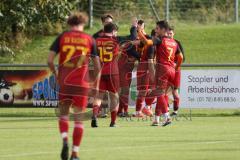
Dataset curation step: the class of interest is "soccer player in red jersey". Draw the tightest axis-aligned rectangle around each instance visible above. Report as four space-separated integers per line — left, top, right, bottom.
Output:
93 14 113 118
91 23 120 127
48 12 101 160
117 52 137 117
167 27 185 116
138 20 183 126
117 18 140 117
134 20 155 117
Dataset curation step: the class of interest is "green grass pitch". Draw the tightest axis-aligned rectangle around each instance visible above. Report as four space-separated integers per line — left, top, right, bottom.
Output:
0 111 240 160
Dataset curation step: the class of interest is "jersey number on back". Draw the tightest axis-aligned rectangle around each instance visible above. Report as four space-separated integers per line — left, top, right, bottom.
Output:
167 47 174 61
98 46 113 62
62 45 88 67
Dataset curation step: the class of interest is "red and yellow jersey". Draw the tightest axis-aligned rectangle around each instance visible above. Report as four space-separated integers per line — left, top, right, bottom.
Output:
50 30 97 86
155 37 180 67
137 43 152 62
96 36 120 75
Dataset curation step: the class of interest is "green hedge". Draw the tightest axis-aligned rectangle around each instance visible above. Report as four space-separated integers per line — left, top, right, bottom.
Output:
0 0 85 57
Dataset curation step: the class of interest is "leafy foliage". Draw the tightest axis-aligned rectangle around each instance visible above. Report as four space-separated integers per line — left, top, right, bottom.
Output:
0 0 80 33
0 0 82 57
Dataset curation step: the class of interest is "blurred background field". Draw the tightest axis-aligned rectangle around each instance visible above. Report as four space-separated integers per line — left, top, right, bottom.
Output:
1 24 240 64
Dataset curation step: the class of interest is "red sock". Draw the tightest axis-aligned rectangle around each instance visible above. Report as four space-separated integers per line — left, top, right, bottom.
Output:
157 95 168 114
92 105 100 118
155 104 161 116
123 103 129 113
120 94 129 113
164 95 169 107
59 116 69 142
136 97 144 112
173 96 180 111
72 122 84 157
111 111 117 123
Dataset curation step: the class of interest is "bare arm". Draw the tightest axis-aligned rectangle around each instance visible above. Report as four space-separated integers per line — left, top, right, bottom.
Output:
91 39 102 90
175 52 183 71
138 29 153 45
48 33 62 77
138 29 161 46
175 39 185 62
92 56 101 81
148 58 155 79
147 46 155 81
47 51 57 77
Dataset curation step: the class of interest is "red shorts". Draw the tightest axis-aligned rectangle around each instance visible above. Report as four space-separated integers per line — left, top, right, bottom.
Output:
173 70 181 89
155 65 175 90
58 85 89 108
58 66 90 108
99 74 119 93
59 94 88 109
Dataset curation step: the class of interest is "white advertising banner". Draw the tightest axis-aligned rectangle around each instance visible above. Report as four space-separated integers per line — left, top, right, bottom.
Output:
180 70 240 108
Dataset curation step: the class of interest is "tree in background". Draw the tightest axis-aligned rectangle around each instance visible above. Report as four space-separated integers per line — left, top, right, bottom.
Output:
0 0 85 58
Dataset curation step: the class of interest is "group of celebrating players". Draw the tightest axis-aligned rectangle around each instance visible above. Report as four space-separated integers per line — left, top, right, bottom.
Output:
48 11 184 160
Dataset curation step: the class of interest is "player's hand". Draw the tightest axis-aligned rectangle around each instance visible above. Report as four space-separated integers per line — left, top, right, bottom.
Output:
131 17 138 27
174 63 181 71
141 29 146 35
175 66 181 71
137 27 146 34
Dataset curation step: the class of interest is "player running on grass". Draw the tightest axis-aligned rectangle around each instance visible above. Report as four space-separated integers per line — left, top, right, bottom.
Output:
48 11 101 160
138 20 183 126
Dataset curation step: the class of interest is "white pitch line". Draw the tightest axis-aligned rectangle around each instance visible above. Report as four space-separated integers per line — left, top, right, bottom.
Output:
0 151 57 158
0 140 236 158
